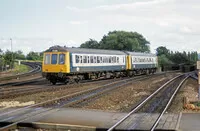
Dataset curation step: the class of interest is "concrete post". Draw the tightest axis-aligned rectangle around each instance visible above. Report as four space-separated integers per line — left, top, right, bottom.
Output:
197 61 200 100
199 71 200 100
18 60 21 65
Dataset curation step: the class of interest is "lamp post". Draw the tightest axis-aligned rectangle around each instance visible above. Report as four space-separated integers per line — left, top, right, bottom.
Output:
10 38 13 70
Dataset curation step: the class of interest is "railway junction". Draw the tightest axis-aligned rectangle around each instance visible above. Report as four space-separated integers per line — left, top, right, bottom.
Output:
0 62 199 131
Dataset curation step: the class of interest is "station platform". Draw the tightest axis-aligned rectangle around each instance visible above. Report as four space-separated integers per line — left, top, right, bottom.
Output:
179 113 200 131
23 108 187 131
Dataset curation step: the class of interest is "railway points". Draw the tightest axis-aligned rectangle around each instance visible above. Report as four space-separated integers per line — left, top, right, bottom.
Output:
0 71 198 131
0 62 42 84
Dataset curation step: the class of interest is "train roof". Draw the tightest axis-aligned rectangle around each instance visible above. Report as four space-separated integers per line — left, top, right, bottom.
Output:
45 46 127 55
45 46 156 56
125 51 156 57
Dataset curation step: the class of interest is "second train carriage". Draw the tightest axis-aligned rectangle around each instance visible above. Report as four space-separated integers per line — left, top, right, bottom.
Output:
42 46 158 84
125 51 157 76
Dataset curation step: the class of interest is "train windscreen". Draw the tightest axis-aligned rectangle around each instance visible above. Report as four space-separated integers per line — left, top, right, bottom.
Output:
51 54 58 64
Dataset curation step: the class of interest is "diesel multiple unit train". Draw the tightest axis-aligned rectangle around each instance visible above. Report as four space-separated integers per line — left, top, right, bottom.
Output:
42 46 158 84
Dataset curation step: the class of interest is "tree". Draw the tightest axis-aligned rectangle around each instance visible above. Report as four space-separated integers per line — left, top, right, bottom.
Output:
156 46 198 67
156 46 170 56
80 39 99 49
0 49 4 70
158 54 173 67
14 50 26 60
99 31 150 52
4 50 15 69
79 31 150 52
26 51 42 61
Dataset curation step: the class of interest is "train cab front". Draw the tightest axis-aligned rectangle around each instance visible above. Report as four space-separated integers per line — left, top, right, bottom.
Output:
42 51 70 85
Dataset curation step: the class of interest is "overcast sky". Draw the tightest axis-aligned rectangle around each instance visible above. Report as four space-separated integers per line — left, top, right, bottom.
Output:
0 0 200 54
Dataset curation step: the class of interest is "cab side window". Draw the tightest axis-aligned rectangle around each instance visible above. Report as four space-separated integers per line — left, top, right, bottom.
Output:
59 54 65 64
44 54 51 64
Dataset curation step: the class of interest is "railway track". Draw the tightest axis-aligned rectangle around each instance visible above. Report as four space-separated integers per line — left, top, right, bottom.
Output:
0 73 163 130
0 62 41 83
107 73 190 131
0 77 124 99
0 72 167 99
189 70 198 80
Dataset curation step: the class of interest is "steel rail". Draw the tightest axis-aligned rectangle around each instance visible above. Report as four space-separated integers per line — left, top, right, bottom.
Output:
0 77 136 118
0 72 174 130
0 74 160 130
107 74 183 131
0 77 139 130
150 76 189 131
0 73 163 99
0 62 41 82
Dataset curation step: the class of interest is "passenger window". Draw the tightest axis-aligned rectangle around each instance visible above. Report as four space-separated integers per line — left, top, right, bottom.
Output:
103 57 106 63
76 55 79 63
51 54 57 64
94 56 97 63
44 54 51 64
117 57 119 63
109 57 112 63
59 54 65 64
83 56 87 63
88 56 90 63
97 56 100 63
80 56 83 63
113 56 116 63
106 57 108 63
90 56 93 63
100 57 103 63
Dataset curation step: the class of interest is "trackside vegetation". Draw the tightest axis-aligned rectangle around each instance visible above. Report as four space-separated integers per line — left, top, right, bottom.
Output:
156 46 198 68
14 62 30 74
0 49 42 71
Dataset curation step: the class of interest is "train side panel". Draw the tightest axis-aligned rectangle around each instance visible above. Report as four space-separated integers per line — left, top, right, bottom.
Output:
69 53 126 73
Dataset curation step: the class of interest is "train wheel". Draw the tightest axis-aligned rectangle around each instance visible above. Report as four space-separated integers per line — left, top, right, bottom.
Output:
75 78 80 83
50 78 57 85
64 80 69 84
52 81 56 85
146 69 150 75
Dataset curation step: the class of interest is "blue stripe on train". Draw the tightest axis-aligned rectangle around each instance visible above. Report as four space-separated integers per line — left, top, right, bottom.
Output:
132 64 156 69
